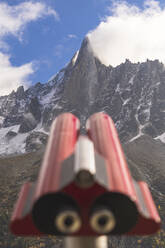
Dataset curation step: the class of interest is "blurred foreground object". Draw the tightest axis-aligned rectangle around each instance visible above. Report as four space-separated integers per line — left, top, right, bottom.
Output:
10 112 161 247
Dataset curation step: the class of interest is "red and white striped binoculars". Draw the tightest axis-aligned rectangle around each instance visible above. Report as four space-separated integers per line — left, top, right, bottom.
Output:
10 112 161 236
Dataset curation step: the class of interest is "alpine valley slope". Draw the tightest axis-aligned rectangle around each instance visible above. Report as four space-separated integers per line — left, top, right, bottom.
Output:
0 37 165 248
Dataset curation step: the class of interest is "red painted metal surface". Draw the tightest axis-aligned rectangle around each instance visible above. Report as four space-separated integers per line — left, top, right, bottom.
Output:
10 112 161 236
34 112 79 199
87 112 137 198
128 181 161 235
10 183 42 235
10 113 80 236
62 180 107 236
87 112 161 235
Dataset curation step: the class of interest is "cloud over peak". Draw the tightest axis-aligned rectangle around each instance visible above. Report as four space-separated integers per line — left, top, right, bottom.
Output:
88 0 165 66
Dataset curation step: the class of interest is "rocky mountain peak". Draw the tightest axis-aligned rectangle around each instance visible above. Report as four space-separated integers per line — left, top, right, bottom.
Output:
0 38 164 155
77 36 94 61
61 37 105 124
28 97 41 122
16 86 25 99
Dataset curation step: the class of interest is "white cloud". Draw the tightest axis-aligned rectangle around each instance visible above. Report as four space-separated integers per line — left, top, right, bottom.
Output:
0 1 59 96
68 34 77 39
88 0 165 66
0 52 34 95
0 2 59 38
0 40 9 51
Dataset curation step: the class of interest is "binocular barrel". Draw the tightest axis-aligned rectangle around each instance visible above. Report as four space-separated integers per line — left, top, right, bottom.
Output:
74 136 96 188
34 113 80 199
10 112 161 237
86 112 137 198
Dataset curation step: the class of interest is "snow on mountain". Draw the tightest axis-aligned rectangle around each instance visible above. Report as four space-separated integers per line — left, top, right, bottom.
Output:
0 116 4 126
155 132 165 143
40 87 57 105
0 125 26 156
0 38 164 155
72 50 79 65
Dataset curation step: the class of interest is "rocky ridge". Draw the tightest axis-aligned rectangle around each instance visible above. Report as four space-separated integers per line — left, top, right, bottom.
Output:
0 37 164 155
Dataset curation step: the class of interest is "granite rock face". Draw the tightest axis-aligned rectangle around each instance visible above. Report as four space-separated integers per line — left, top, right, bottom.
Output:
19 113 38 133
0 38 164 154
58 38 165 142
25 131 48 152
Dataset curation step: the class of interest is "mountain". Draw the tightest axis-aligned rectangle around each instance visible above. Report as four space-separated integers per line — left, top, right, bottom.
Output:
0 37 165 155
0 37 165 247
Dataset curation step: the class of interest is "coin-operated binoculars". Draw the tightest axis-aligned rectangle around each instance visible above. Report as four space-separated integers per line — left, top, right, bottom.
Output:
10 112 161 248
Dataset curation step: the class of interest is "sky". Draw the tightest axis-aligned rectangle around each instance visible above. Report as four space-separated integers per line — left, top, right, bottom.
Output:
0 0 165 95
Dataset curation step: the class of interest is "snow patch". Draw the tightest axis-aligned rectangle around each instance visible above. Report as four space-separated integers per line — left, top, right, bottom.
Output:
0 122 49 156
0 116 4 126
35 137 42 145
0 125 28 156
54 103 62 110
34 121 49 135
155 132 165 143
48 69 65 85
129 133 142 143
57 70 65 83
0 125 20 137
40 88 56 105
154 82 160 87
129 114 146 142
128 75 135 85
123 98 130 106
72 51 79 65
115 84 120 93
142 108 150 122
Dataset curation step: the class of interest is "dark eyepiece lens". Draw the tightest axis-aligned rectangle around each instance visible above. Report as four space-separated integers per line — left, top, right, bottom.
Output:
90 209 116 233
98 216 108 227
64 216 74 227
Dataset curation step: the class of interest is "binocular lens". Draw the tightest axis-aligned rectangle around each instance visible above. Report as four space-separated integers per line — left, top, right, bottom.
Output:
32 193 81 235
90 209 116 234
55 210 82 234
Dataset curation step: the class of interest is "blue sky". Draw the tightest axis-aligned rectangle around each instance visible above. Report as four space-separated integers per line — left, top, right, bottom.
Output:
0 0 165 95
8 0 107 82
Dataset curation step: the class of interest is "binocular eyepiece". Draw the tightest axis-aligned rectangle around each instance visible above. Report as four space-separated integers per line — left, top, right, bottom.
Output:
32 192 118 235
55 206 117 235
90 208 116 234
10 113 161 237
32 191 138 235
55 209 82 234
32 193 83 235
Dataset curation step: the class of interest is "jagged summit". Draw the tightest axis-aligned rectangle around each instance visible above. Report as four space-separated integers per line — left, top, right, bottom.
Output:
60 37 102 121
0 37 164 155
77 36 94 59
